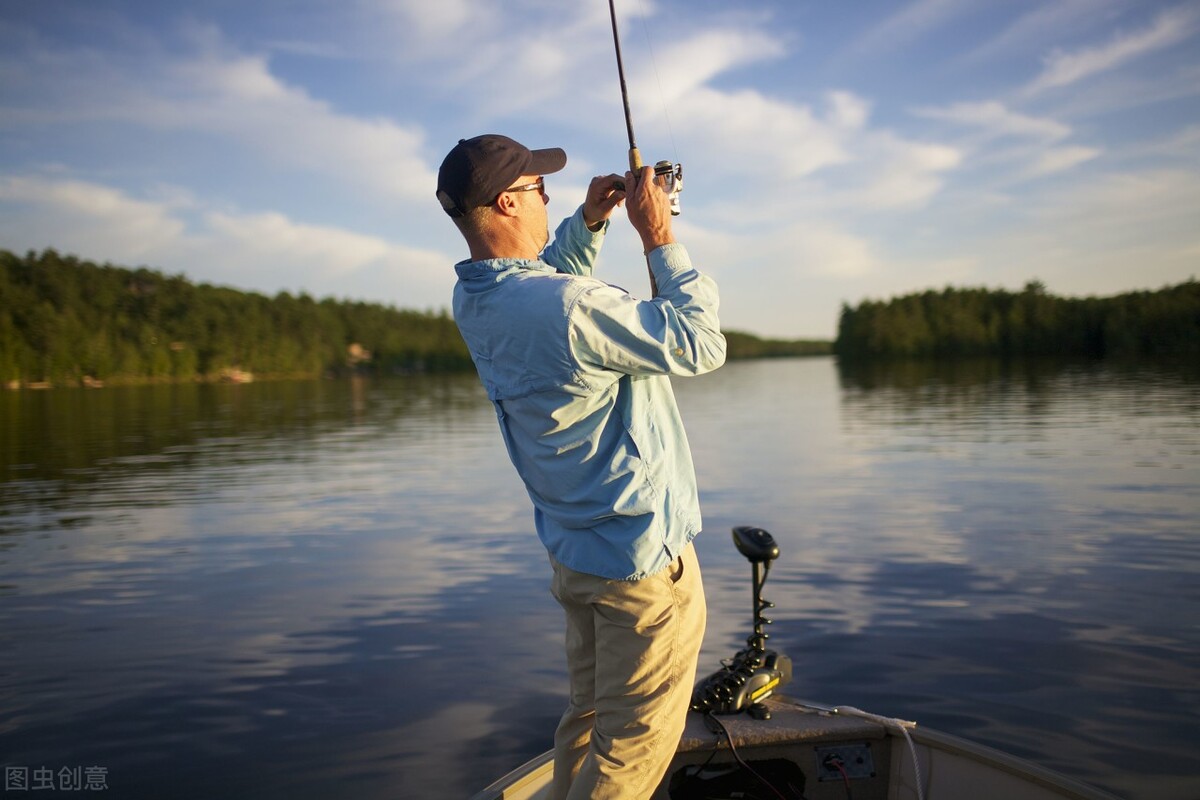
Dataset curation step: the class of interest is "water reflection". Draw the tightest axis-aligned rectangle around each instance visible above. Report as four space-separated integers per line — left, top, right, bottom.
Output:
675 357 1199 800
1 360 1198 799
1 375 548 798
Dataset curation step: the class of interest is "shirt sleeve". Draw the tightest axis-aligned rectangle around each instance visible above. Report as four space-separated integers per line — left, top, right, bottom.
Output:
568 243 726 378
540 206 607 277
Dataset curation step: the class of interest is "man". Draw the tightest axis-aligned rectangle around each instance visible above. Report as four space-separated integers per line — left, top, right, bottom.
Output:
437 134 725 800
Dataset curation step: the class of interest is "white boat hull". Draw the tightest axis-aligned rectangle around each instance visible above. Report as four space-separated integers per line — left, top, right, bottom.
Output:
468 696 1121 800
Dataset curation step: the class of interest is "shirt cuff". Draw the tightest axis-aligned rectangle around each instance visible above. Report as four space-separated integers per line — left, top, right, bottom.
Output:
578 206 609 236
647 242 690 275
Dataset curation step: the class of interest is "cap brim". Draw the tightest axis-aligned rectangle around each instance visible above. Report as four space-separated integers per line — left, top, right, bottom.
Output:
529 147 567 175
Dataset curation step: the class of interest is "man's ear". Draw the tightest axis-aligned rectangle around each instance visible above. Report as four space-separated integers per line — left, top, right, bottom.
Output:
494 192 520 218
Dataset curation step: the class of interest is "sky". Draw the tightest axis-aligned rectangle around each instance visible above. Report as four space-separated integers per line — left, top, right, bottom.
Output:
1 0 1198 338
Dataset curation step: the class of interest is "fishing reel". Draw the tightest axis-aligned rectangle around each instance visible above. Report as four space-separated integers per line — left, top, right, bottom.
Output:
654 160 684 216
614 160 684 215
691 526 792 719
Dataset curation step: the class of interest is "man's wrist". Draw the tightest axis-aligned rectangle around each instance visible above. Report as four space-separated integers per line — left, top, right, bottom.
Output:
641 235 676 254
581 204 608 233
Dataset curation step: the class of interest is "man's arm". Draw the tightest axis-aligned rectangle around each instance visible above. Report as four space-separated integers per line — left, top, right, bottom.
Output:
567 166 724 378
541 174 626 277
568 243 726 378
624 165 679 297
541 209 604 277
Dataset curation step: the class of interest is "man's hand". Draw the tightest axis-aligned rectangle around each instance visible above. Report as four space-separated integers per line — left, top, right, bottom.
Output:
583 174 627 231
623 166 676 253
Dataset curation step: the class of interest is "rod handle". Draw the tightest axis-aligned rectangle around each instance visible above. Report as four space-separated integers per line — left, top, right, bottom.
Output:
627 146 656 296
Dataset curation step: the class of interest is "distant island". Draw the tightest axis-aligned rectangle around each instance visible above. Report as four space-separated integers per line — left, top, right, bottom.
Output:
0 249 829 388
836 280 1199 361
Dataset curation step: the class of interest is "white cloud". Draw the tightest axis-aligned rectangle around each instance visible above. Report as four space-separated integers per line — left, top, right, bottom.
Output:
967 167 1200 294
632 28 787 105
0 176 186 257
839 134 962 211
199 209 452 305
371 0 481 41
913 101 1071 141
910 101 1099 187
847 0 972 58
966 0 1123 64
667 83 960 214
664 213 884 336
1048 60 1200 119
828 91 871 132
679 87 854 181
0 27 435 208
204 211 394 277
450 16 787 131
367 2 653 121
0 174 452 305
161 50 434 204
692 216 881 280
793 224 880 279
1025 5 1200 94
1150 124 1200 158
1022 145 1102 178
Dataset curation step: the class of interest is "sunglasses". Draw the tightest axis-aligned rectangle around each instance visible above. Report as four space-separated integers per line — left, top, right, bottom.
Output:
498 177 545 198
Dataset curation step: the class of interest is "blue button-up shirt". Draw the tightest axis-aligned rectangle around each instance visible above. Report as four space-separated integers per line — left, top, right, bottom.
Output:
452 207 726 580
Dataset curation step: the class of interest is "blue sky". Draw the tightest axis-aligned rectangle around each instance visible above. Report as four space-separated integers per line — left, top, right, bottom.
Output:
1 0 1197 338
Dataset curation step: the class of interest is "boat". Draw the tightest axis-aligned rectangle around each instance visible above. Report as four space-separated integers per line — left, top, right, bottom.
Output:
468 527 1123 800
468 692 1122 800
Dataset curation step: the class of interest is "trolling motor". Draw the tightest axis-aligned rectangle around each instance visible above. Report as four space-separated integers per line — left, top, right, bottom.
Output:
691 527 793 719
607 0 684 215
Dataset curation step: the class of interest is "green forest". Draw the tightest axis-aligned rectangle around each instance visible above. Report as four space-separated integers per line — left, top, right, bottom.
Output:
0 249 826 387
835 280 1200 360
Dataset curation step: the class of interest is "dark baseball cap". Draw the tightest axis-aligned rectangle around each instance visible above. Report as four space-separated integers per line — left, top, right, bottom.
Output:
436 134 567 218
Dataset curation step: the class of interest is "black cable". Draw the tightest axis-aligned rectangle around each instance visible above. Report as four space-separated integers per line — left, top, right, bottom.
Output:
702 712 803 800
671 733 724 796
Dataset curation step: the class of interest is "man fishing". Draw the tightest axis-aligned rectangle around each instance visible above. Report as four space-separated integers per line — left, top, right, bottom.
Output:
437 133 726 799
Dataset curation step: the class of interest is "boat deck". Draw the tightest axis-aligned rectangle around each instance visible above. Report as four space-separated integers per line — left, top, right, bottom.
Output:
678 697 888 751
664 698 896 799
471 697 1122 800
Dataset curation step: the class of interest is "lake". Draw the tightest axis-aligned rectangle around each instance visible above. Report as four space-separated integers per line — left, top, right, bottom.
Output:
1 357 1197 799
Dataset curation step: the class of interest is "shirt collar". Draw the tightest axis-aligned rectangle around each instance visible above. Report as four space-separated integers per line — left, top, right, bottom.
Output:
454 257 555 281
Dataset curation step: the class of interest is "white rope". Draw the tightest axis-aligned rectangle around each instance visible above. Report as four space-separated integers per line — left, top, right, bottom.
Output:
832 706 926 800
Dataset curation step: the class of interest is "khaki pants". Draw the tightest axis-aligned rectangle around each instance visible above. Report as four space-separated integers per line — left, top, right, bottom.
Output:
549 543 706 800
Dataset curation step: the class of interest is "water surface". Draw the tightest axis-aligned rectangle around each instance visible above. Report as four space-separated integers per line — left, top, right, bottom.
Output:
1 359 1197 799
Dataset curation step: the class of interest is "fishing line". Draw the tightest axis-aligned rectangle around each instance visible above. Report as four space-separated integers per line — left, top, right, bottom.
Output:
630 0 680 165
606 0 685 299
606 0 683 211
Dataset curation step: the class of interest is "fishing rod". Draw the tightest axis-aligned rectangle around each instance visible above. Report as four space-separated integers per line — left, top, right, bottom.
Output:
607 0 683 216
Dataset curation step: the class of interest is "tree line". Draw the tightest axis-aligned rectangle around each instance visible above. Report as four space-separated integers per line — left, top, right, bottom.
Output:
724 331 830 359
1 249 473 385
0 249 828 387
835 280 1199 360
